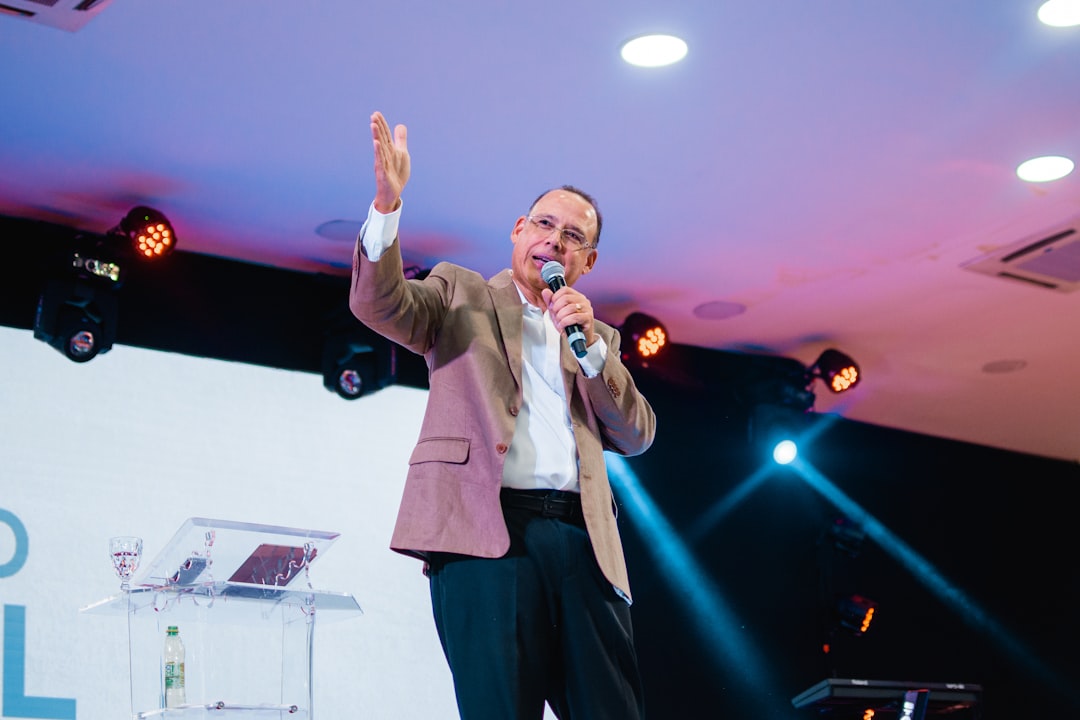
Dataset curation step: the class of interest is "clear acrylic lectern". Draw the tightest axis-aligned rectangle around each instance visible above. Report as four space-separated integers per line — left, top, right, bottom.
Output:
82 518 363 719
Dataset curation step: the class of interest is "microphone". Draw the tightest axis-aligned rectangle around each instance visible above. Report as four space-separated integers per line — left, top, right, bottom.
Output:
540 260 588 358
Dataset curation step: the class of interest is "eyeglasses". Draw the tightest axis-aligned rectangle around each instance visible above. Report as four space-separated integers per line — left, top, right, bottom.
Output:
526 215 594 251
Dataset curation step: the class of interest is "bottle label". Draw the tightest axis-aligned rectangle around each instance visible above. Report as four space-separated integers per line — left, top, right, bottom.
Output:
164 661 185 689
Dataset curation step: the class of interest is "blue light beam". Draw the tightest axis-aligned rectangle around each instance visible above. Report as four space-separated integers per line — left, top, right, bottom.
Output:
790 455 1070 695
607 454 775 696
684 464 773 545
687 412 838 545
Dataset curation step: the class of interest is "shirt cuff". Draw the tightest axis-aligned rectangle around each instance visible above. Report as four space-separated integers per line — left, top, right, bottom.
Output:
577 335 608 378
358 200 402 261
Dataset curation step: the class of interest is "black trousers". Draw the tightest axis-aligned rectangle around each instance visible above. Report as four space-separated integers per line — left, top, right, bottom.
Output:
427 497 645 720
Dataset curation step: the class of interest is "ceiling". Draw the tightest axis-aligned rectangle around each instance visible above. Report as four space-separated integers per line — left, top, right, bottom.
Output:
2 1 1079 461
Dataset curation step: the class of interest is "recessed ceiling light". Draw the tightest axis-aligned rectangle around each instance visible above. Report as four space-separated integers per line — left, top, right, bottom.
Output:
315 219 365 241
620 34 688 68
982 359 1027 374
1016 155 1075 182
1038 0 1080 27
692 300 747 320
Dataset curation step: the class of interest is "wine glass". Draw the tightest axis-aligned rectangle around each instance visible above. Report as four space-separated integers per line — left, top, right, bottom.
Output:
109 536 143 592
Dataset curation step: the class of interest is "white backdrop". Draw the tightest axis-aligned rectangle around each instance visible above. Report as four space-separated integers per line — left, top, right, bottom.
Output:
0 324 462 719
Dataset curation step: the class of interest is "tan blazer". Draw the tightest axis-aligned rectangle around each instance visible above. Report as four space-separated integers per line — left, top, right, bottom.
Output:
350 238 656 601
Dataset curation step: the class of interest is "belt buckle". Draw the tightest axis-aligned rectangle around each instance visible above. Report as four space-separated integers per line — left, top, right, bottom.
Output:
541 493 569 518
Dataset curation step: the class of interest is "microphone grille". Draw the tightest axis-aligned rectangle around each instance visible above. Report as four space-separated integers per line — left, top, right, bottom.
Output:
540 260 565 284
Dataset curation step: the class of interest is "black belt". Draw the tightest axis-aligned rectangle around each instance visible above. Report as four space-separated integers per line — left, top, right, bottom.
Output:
500 488 583 524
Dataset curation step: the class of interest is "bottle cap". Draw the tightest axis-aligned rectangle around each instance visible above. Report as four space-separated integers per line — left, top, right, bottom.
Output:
167 625 178 634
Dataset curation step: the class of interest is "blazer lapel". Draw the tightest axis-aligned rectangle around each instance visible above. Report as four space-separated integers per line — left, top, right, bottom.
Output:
560 336 580 401
489 270 523 391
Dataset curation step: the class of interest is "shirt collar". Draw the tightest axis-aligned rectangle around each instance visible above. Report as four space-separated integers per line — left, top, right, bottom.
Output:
510 272 542 312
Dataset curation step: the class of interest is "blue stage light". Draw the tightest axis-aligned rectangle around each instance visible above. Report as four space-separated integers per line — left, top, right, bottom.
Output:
772 439 798 464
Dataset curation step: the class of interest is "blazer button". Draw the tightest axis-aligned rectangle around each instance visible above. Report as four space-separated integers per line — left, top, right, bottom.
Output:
509 406 519 416
496 443 509 454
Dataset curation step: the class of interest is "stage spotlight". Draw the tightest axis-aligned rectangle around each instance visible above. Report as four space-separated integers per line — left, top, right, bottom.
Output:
53 303 103 362
322 307 397 400
34 278 119 363
826 517 866 558
809 349 860 393
835 594 878 636
324 343 376 400
31 210 179 362
32 226 130 362
620 312 668 363
114 206 177 260
740 354 817 412
773 439 798 465
750 403 813 464
321 318 397 401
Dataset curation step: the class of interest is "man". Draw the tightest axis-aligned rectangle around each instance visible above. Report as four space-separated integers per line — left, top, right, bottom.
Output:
350 111 656 720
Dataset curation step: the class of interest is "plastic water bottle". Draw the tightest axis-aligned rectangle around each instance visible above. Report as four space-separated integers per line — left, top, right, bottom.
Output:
163 625 186 707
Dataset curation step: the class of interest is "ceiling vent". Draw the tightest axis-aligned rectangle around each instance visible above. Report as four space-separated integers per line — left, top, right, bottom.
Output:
0 0 112 32
961 216 1080 293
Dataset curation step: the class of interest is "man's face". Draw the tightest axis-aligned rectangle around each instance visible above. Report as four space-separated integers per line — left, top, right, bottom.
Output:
510 190 598 302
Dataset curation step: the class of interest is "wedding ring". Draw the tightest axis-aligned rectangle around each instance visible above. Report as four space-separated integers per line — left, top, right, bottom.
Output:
576 303 582 311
